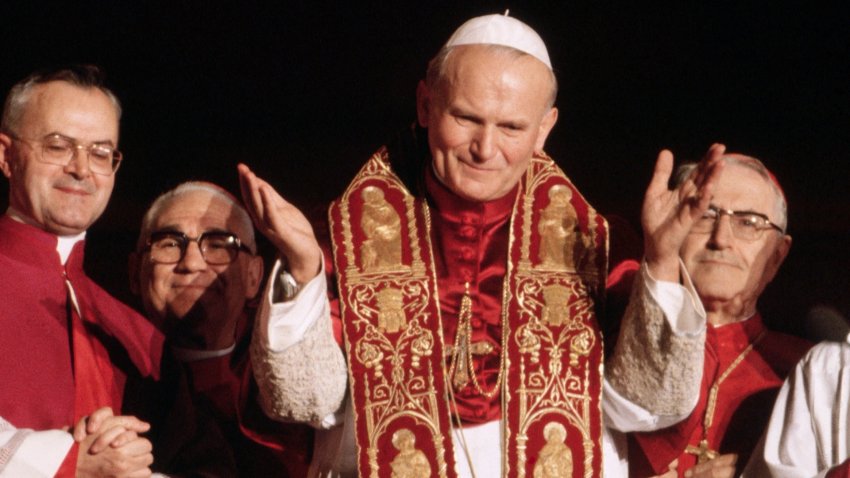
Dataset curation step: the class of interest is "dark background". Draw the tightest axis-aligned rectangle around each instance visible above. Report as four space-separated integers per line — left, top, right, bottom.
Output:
2 1 848 338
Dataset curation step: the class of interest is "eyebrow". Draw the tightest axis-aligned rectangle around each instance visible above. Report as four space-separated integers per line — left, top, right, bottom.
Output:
708 205 771 220
447 107 529 130
46 131 117 147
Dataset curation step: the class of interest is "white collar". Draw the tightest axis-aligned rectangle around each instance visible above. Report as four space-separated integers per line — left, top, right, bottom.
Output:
6 208 86 265
172 343 236 362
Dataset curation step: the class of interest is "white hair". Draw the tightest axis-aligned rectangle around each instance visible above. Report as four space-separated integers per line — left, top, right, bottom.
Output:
673 154 787 231
137 181 256 253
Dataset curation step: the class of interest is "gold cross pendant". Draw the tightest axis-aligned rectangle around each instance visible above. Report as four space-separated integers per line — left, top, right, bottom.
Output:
685 439 718 464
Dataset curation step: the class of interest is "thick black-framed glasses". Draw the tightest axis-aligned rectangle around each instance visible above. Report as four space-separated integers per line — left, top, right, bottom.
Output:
692 205 785 241
144 230 253 265
8 132 122 175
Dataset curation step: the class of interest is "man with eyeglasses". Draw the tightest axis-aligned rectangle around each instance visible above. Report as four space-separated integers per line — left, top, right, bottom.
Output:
0 66 234 477
612 145 811 477
129 181 336 477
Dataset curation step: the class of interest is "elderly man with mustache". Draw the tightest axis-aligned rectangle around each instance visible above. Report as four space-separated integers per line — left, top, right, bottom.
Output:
610 145 811 478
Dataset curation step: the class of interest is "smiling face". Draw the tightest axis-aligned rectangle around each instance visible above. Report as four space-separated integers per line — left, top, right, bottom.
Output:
681 163 791 322
417 45 558 202
133 189 262 347
0 81 119 235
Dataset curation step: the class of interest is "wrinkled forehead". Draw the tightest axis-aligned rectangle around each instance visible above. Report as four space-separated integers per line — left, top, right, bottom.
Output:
154 190 245 235
714 163 781 214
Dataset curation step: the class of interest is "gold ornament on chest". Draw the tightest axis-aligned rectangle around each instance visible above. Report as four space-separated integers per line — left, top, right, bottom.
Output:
446 282 503 397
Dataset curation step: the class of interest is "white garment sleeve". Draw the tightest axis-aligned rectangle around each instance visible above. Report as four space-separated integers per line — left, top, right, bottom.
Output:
642 260 706 336
0 417 73 477
251 258 348 429
603 260 707 432
742 341 850 478
255 259 329 352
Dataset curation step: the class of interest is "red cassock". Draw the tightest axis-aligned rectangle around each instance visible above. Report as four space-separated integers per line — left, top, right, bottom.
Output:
0 216 234 476
181 312 313 477
0 216 163 473
425 168 517 424
628 312 812 477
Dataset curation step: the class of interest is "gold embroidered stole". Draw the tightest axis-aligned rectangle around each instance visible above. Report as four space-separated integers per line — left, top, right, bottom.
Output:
329 148 608 478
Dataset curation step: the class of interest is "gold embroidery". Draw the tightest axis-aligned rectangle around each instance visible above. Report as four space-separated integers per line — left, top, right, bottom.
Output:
541 284 571 326
509 156 607 478
390 429 432 478
537 185 578 270
447 283 502 398
361 186 403 272
569 330 593 367
533 422 574 478
334 151 607 477
333 151 450 477
377 287 406 333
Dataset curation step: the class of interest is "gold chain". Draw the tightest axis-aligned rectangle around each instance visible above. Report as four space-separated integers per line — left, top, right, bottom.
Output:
447 282 503 398
686 329 767 464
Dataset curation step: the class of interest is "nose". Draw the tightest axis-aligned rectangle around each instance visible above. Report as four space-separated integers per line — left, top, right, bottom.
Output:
707 215 734 250
176 240 208 272
63 146 92 179
470 126 497 162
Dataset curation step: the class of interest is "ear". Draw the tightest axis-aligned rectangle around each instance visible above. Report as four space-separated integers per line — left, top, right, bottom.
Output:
534 107 559 153
244 255 264 299
128 252 141 295
764 234 792 284
0 133 13 179
416 80 431 128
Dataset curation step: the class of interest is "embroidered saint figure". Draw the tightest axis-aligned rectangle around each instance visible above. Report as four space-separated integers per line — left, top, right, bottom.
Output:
533 422 573 478
390 428 431 478
360 186 402 272
538 185 579 270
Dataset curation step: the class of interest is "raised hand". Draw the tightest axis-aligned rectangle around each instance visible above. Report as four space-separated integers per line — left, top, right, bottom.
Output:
237 163 322 284
642 143 726 281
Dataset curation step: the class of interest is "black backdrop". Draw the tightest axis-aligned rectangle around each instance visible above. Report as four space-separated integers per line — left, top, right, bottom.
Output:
2 1 848 337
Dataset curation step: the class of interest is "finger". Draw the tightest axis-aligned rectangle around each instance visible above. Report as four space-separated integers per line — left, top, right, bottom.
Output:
647 149 675 198
111 448 154 478
259 183 291 234
711 453 738 466
73 415 89 442
85 406 115 434
126 468 154 478
238 163 266 225
99 415 150 434
238 164 263 221
109 430 140 449
694 143 726 188
125 468 153 478
120 436 154 457
693 160 726 213
89 425 129 454
685 453 737 477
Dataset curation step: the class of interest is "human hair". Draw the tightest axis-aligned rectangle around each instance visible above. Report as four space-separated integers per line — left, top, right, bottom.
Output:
137 182 256 253
1 64 122 135
425 44 559 109
672 154 788 231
